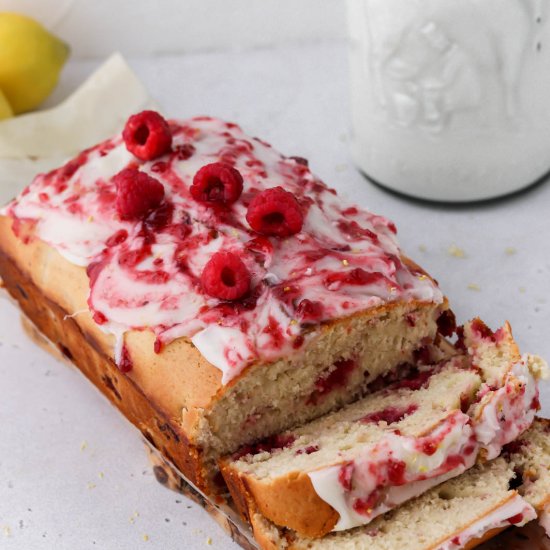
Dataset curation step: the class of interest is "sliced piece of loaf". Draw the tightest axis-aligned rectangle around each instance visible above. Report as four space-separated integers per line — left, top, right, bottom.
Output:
504 417 550 520
221 320 548 538
249 418 550 550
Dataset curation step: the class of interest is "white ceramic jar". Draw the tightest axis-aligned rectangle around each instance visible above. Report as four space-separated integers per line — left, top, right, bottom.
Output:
347 0 550 202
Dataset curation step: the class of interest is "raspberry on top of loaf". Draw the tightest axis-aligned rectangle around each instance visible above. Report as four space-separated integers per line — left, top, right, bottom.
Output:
3 111 443 383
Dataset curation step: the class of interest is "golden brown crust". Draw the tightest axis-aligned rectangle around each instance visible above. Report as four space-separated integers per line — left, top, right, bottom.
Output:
220 458 257 525
143 444 259 550
503 321 521 360
249 473 339 538
249 513 282 550
459 527 507 550
221 459 338 538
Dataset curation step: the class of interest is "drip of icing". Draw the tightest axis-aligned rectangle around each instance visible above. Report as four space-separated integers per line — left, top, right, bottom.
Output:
309 411 477 531
473 355 539 460
4 117 443 382
191 326 256 384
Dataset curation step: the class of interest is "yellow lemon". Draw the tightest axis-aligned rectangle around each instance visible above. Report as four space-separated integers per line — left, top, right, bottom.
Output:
0 88 14 120
0 12 70 114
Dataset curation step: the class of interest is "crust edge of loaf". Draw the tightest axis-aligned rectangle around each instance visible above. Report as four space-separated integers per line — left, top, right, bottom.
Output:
221 458 340 538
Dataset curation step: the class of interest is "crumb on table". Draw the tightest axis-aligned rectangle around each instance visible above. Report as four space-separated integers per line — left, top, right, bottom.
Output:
448 244 466 258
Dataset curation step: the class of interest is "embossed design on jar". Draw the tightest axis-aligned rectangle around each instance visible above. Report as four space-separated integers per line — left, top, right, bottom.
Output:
361 0 547 133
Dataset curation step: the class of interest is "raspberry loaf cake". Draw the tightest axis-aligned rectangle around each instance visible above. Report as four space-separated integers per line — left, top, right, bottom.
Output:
249 418 550 550
222 319 548 538
0 111 450 493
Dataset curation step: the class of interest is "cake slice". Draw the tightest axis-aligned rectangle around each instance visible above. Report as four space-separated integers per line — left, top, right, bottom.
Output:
0 112 449 493
505 415 550 537
249 418 550 550
221 320 548 538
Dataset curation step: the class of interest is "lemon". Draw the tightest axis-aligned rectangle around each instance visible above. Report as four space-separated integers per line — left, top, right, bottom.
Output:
0 88 14 120
0 12 70 114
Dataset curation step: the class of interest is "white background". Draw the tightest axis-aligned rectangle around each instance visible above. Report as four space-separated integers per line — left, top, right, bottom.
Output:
0 0 345 57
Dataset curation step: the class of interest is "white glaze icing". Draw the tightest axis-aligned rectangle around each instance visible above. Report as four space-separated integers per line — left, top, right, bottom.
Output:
474 355 539 460
5 117 443 382
436 493 537 550
191 326 256 385
309 411 477 531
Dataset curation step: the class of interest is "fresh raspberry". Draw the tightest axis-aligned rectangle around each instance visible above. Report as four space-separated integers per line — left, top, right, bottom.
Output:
114 168 165 220
201 251 250 300
122 110 172 161
246 187 303 237
190 162 243 205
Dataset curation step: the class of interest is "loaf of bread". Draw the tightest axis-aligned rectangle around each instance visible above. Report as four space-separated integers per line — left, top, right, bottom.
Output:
249 418 550 550
221 319 547 538
0 112 449 494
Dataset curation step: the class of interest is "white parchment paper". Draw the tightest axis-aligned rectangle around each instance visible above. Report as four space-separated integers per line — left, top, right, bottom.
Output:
0 53 155 204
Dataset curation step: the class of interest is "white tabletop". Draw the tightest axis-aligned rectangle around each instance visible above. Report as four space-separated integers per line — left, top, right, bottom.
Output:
1 41 549 550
